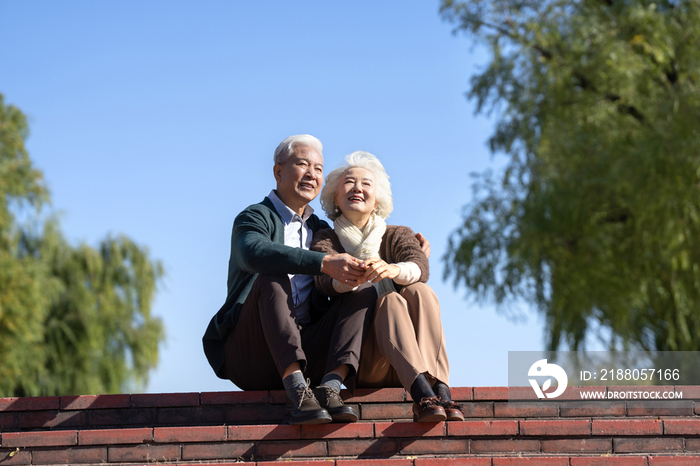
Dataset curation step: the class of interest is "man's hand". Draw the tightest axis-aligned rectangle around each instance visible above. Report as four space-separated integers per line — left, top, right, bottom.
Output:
363 258 400 283
321 253 368 286
416 232 431 258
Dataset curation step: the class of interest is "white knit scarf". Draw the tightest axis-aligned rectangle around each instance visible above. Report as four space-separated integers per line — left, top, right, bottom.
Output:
334 213 396 295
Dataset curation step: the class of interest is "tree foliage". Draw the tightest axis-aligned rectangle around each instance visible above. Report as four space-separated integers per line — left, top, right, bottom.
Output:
0 94 164 396
441 0 700 352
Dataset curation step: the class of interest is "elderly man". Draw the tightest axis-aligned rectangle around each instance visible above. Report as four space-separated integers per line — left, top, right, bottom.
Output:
203 134 430 425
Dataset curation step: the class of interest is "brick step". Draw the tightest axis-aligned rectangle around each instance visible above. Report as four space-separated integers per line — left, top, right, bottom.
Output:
1 387 699 464
2 431 700 465
2 386 699 431
2 421 700 465
2 458 700 466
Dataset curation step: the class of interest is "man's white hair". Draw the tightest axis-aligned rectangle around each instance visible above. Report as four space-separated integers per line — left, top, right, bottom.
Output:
321 151 393 221
273 134 323 164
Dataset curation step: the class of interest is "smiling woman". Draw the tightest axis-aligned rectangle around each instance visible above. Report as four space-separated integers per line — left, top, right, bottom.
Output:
335 167 377 224
311 151 464 423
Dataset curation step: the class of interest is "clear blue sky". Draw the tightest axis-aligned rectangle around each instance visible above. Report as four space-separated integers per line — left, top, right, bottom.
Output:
1 0 546 393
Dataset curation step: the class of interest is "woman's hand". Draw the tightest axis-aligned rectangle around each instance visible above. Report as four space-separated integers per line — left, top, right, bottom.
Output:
363 257 400 283
321 253 368 286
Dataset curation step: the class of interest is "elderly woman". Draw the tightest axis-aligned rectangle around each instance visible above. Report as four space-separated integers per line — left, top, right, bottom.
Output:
311 151 463 422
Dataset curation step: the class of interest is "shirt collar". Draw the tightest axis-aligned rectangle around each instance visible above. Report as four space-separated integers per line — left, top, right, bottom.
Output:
268 190 314 224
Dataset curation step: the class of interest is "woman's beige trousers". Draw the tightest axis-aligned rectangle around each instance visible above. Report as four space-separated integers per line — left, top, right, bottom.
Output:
356 282 450 390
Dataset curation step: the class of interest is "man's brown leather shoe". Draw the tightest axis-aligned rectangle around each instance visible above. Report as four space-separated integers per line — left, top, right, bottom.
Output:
441 400 465 421
412 396 447 422
313 385 358 422
283 385 332 425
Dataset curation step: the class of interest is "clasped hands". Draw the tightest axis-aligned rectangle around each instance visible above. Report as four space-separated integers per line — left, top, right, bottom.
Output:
320 232 429 287
321 254 399 287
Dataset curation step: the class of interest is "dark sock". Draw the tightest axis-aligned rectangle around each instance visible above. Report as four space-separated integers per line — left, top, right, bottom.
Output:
320 373 343 393
283 371 307 393
433 380 452 402
410 373 436 401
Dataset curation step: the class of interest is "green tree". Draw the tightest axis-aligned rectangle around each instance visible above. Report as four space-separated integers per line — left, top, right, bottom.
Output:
441 0 700 352
0 94 164 396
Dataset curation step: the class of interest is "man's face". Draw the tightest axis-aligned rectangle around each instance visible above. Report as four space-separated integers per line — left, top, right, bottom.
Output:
273 145 324 213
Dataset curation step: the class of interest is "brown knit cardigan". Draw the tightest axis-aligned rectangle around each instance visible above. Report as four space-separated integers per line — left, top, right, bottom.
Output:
311 225 429 297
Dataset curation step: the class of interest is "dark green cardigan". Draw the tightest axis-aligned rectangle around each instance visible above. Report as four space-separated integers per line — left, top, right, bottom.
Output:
202 197 330 379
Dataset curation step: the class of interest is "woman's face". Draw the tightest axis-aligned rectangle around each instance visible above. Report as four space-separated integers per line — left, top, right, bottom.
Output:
334 166 377 227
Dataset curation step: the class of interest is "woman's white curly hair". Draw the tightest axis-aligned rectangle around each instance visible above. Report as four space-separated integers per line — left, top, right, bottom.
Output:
321 151 393 221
